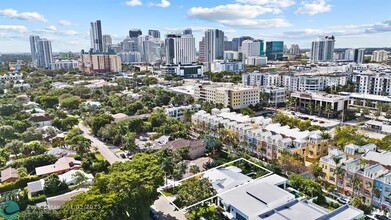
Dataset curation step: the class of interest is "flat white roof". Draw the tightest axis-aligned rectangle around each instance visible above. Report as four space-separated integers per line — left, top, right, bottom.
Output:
265 123 310 141
347 92 391 103
219 174 292 220
219 112 251 123
362 151 391 166
203 166 252 193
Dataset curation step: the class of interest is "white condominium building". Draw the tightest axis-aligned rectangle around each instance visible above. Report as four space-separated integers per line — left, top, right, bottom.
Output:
371 50 389 62
243 72 348 92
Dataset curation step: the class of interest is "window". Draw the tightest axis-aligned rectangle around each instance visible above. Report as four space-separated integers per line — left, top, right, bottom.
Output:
236 213 246 220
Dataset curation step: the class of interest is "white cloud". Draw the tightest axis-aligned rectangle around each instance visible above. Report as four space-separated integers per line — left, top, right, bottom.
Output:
296 0 331 15
45 25 57 32
188 4 280 20
272 20 391 39
188 4 290 29
35 27 79 36
62 30 79 36
126 0 142 6
155 0 171 8
164 26 237 34
0 8 47 22
219 18 291 29
235 0 295 8
58 20 73 26
0 25 28 33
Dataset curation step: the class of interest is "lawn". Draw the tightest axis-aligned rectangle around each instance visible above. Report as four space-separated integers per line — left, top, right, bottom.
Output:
94 153 104 161
161 190 172 197
186 205 222 220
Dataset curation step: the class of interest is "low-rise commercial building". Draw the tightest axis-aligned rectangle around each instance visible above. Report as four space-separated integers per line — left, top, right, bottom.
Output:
194 83 260 110
211 60 244 73
161 64 203 78
290 92 349 118
341 92 391 109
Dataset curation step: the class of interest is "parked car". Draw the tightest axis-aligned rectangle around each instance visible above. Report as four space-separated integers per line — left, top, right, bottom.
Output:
149 208 160 220
337 197 349 204
375 215 390 220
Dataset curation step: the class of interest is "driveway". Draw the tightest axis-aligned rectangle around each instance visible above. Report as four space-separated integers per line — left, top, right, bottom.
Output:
152 196 186 220
78 122 126 164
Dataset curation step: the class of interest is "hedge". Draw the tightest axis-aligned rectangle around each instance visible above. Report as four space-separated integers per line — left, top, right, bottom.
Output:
6 154 57 173
0 175 41 194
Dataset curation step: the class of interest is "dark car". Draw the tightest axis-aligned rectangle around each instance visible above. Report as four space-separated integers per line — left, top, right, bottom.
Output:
149 208 160 220
375 215 390 220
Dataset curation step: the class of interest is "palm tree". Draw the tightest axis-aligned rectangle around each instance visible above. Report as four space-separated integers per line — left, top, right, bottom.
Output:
72 171 88 186
161 157 175 185
325 103 333 119
320 132 331 141
352 178 362 197
334 167 345 191
189 165 200 175
183 109 193 123
308 103 315 115
66 135 91 155
359 159 368 168
332 156 342 166
315 103 322 116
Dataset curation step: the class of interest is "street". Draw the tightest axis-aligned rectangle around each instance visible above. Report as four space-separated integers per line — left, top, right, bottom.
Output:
78 122 127 164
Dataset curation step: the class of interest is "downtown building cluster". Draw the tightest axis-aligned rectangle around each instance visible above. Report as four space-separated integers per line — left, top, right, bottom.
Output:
27 19 390 78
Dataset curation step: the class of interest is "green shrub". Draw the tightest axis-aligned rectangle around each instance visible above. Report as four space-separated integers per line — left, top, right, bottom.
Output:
28 194 46 205
0 176 41 193
7 154 57 173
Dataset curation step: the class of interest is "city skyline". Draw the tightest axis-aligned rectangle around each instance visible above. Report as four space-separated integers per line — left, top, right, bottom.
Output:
0 0 391 52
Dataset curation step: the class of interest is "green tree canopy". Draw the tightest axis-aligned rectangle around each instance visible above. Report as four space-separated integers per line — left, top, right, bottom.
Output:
60 96 81 110
60 153 164 220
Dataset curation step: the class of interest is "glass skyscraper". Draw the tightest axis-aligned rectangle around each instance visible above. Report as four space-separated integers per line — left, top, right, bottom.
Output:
266 41 284 61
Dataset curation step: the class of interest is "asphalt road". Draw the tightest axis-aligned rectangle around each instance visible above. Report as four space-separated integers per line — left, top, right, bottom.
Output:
78 122 126 164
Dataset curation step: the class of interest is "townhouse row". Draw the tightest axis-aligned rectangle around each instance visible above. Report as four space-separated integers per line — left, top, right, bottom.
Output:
192 108 329 162
320 143 391 210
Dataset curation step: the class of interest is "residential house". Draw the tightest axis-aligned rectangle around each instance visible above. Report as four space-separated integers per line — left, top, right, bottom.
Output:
1 167 19 183
28 170 93 196
362 151 391 169
358 164 388 205
344 143 377 159
319 149 347 185
111 113 129 123
213 172 363 220
29 113 53 127
161 138 205 159
27 179 45 196
46 187 89 209
217 174 294 220
35 157 81 176
203 166 252 194
373 173 391 210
